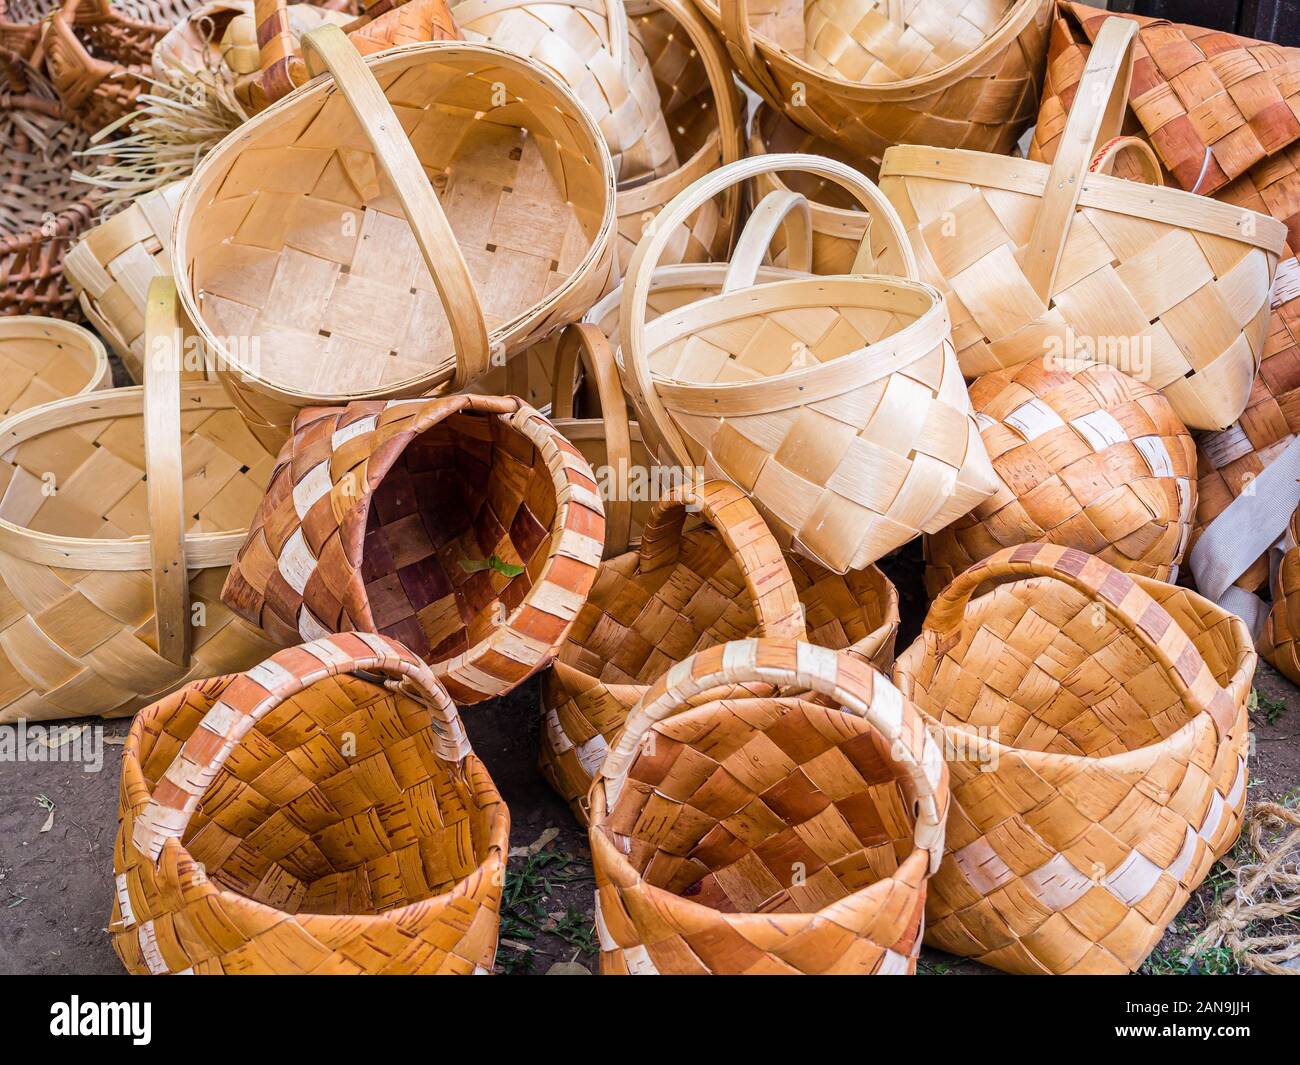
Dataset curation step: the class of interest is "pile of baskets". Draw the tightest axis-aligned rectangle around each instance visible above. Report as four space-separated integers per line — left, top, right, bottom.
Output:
3 0 1295 979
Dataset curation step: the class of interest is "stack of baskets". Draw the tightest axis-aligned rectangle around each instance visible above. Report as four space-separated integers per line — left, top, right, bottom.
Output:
5 0 1294 979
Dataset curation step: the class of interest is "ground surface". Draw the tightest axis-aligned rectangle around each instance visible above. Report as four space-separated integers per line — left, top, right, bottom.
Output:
1 547 1298 976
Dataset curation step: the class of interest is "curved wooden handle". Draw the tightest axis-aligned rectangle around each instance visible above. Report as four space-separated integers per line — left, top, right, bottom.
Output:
722 189 812 293
143 277 191 670
620 152 916 466
925 543 1237 742
717 0 782 104
131 632 470 863
637 478 804 637
1023 16 1137 302
301 24 490 389
1090 134 1164 186
598 637 948 873
552 324 635 554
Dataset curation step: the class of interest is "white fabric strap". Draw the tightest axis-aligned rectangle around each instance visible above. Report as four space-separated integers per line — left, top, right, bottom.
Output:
1218 585 1272 643
1188 435 1300 602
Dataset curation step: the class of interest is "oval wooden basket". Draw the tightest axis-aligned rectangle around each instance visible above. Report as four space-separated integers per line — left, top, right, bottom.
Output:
175 26 617 452
621 153 999 573
111 632 509 974
0 279 279 724
878 17 1289 432
589 637 948 974
893 543 1255 975
0 315 110 416
220 391 606 706
694 0 1051 169
539 477 900 822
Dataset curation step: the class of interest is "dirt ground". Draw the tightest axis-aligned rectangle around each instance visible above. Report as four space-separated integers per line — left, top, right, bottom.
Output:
1 546 1298 976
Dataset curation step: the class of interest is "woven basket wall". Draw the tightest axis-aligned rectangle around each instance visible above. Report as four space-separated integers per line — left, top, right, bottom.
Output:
175 30 616 453
694 0 1051 170
221 393 605 705
0 281 279 723
0 315 110 415
894 543 1255 975
622 153 998 573
111 632 508 974
589 638 948 974
450 0 677 185
924 355 1196 596
1261 506 1300 684
879 17 1288 432
540 477 900 822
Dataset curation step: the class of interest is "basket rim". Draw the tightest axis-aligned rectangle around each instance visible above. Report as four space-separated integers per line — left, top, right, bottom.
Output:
892 573 1256 768
0 382 253 570
0 315 111 399
174 39 619 405
749 105 869 226
639 273 950 409
696 0 1048 100
116 679 510 938
880 143 1289 254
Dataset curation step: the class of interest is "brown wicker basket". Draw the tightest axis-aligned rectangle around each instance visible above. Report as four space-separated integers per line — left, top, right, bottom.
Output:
695 0 1051 169
0 315 110 415
220 392 606 706
924 355 1197 596
1 68 100 318
539 476 901 821
894 543 1255 975
1261 506 1300 684
0 278 279 723
621 153 998 573
878 16 1289 432
589 637 948 974
175 25 617 452
111 631 508 974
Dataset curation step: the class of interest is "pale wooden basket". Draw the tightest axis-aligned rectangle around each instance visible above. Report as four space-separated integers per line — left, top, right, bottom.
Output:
620 153 999 573
894 543 1255 975
0 279 279 723
175 26 617 453
0 316 110 416
694 0 1052 169
878 17 1289 432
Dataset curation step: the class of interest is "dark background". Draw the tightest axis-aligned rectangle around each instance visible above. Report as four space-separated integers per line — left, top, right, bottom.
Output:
1113 0 1300 41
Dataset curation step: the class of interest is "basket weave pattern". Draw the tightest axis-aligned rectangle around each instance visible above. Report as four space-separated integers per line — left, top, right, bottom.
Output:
895 543 1255 974
221 394 605 705
924 356 1196 594
0 315 109 416
111 632 508 975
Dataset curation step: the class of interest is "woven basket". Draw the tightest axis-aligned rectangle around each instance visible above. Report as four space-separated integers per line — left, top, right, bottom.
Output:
539 477 902 821
878 17 1289 432
589 637 948 974
221 393 605 705
0 279 278 724
237 0 461 113
451 0 676 185
695 0 1051 169
64 180 183 382
176 26 616 453
111 631 508 975
36 0 167 133
611 0 743 272
621 153 998 573
1261 506 1300 684
0 315 110 415
924 355 1197 596
0 72 99 318
893 543 1255 975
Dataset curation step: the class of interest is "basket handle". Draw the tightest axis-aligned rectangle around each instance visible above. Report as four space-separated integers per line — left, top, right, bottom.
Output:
721 188 812 293
143 277 193 670
301 24 490 389
637 478 805 637
1022 16 1137 302
551 323 635 554
620 152 917 467
1090 135 1164 186
924 543 1239 743
596 638 947 873
717 0 783 105
130 632 470 864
